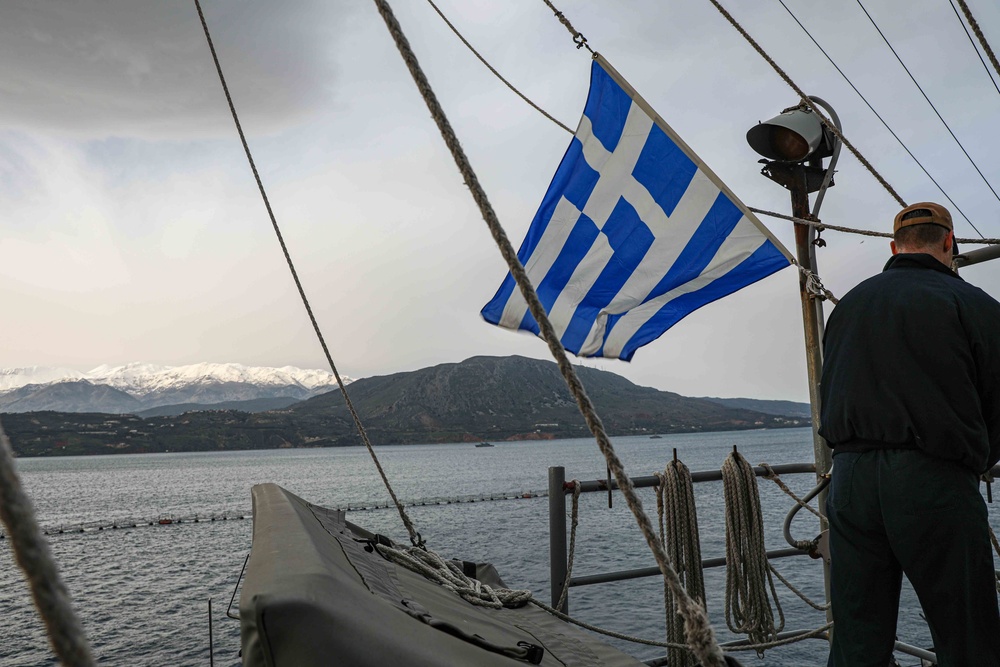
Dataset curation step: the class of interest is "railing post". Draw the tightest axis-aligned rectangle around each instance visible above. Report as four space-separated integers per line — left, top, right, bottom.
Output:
548 466 568 613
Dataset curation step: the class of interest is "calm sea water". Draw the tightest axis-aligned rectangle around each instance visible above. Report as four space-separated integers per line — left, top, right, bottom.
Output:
2 428 997 666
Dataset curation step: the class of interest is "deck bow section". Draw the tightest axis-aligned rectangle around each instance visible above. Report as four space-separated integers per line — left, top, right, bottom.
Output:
240 483 648 667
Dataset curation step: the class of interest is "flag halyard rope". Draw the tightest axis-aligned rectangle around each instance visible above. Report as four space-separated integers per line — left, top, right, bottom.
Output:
539 0 595 54
425 0 574 134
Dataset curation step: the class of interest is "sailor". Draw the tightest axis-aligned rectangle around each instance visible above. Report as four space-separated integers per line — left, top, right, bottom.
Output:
819 202 1000 667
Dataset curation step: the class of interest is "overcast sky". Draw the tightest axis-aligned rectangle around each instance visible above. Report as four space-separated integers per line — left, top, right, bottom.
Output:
2 0 999 402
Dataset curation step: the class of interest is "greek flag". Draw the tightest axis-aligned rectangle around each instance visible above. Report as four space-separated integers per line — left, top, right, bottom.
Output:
481 56 792 361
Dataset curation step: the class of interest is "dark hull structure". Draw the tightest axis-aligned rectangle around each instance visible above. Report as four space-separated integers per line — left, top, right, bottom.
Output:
240 484 647 666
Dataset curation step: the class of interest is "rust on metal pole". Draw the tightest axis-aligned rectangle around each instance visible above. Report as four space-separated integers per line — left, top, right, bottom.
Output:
789 172 833 627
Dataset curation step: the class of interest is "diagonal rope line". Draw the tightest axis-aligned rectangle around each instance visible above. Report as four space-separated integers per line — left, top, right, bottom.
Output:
776 0 981 235
955 0 1000 84
539 0 595 54
950 0 1000 97
424 0 573 134
856 0 999 224
372 1 725 664
705 0 906 208
191 0 423 548
0 420 95 667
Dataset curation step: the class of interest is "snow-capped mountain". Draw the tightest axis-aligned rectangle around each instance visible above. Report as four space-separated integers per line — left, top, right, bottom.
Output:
0 366 86 392
0 363 352 414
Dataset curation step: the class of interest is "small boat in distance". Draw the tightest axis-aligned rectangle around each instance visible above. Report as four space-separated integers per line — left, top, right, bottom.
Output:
475 442 494 448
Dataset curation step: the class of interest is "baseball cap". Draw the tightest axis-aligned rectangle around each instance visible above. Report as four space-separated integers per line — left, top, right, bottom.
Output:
893 202 953 233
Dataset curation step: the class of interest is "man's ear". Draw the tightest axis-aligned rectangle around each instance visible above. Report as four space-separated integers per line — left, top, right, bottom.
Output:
890 239 899 255
944 231 954 254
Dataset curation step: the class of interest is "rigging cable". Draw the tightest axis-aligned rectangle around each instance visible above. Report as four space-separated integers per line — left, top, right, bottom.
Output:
954 0 1000 83
424 0 1000 246
949 0 1000 98
424 0 1000 248
748 207 1000 244
704 0 907 208
372 1 726 664
856 0 1000 225
424 0 573 134
775 0 981 236
192 0 424 549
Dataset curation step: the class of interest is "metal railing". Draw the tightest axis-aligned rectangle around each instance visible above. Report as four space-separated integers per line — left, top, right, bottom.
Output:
547 462 818 612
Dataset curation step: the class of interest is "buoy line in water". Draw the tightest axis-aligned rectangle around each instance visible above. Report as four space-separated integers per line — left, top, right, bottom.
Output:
0 510 254 540
0 491 547 540
335 489 547 512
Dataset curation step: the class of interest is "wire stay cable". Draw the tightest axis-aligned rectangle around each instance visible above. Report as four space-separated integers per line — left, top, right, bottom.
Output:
955 0 1000 83
776 0 982 236
856 0 999 225
948 0 1000 97
705 0 906 208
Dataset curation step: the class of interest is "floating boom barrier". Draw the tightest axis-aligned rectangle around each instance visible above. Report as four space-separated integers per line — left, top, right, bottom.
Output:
334 489 546 512
0 510 253 539
0 489 547 540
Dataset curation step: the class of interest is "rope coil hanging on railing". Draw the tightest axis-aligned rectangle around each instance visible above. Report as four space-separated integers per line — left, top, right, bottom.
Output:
721 450 785 655
656 458 707 667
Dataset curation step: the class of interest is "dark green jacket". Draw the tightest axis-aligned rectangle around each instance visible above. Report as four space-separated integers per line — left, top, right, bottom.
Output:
819 253 1000 474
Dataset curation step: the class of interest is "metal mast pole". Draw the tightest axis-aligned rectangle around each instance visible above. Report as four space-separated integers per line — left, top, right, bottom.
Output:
748 97 840 628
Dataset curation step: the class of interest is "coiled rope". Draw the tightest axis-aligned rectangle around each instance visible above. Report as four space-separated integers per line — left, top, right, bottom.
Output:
374 542 534 609
192 0 423 548
0 420 95 667
372 1 725 664
376 460 833 659
656 458 706 667
721 450 784 654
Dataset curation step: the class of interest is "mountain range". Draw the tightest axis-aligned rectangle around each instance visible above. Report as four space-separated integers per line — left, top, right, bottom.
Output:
1 356 809 457
0 363 347 415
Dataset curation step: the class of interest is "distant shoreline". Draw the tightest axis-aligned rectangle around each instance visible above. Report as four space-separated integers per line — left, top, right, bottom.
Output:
8 424 812 459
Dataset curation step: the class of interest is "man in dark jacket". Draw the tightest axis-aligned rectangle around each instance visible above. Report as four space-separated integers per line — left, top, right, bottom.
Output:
819 202 1000 667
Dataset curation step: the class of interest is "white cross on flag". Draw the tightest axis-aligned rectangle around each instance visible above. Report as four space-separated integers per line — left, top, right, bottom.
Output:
481 56 792 360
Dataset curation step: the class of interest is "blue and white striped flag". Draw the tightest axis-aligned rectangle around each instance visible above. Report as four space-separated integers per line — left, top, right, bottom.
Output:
482 56 792 361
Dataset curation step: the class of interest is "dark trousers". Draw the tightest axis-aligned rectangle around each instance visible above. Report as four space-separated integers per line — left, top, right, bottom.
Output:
826 449 1000 667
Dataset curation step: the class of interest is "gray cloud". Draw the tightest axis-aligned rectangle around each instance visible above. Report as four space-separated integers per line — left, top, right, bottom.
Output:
0 0 352 139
